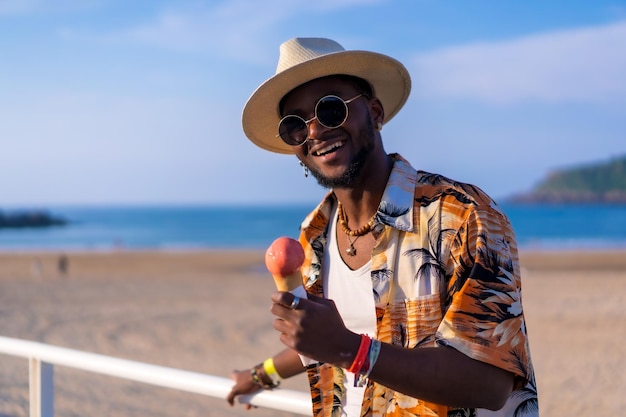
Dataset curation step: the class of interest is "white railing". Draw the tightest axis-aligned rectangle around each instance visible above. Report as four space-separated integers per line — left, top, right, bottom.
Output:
0 336 311 417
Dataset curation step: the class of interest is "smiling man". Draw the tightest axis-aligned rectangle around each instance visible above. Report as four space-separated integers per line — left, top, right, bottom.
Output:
227 37 538 417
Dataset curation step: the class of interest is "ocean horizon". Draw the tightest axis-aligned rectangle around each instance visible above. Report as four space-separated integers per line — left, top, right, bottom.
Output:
1 203 625 251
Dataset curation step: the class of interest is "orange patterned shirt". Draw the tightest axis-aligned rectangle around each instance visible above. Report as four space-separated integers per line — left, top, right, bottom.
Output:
297 154 538 417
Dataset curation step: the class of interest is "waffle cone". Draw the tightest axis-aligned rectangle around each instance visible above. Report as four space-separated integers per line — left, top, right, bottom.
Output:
272 270 302 292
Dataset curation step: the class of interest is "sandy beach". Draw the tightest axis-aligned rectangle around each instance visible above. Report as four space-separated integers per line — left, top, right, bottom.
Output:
1 249 625 416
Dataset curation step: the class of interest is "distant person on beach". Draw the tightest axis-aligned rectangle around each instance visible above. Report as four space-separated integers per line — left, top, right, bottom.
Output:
227 38 538 416
58 254 68 275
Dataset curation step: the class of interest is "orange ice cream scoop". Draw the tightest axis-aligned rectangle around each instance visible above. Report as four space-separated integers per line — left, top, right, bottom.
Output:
265 237 305 292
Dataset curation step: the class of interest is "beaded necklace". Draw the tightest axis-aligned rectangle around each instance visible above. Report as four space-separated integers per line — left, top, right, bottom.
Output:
337 201 376 256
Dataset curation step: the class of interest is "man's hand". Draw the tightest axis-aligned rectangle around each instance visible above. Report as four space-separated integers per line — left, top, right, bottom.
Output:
226 369 261 409
270 292 361 368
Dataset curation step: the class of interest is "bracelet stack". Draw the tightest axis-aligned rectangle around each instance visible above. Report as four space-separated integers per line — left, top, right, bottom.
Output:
348 334 382 387
250 358 281 390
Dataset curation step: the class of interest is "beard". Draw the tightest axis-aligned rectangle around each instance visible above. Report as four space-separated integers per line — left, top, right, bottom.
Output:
306 118 376 189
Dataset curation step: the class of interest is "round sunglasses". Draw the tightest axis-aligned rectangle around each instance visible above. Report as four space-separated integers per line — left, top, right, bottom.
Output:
277 94 364 146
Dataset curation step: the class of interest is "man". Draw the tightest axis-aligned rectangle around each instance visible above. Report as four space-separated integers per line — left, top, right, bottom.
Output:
227 37 538 417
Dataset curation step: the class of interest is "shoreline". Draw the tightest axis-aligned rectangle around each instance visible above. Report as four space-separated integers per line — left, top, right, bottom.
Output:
2 245 626 253
3 246 626 265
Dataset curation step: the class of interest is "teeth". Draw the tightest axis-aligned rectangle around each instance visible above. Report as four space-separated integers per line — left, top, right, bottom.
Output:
314 141 343 156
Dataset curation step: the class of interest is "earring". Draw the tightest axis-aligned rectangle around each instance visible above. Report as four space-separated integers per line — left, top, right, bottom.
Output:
299 161 309 178
377 122 383 131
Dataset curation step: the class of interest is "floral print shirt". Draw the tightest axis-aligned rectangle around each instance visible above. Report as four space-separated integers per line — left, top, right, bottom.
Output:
297 154 538 417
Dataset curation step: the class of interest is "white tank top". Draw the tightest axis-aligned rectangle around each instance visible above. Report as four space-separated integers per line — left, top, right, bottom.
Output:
322 206 377 417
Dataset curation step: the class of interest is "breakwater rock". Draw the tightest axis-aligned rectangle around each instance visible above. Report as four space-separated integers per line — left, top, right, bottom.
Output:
0 210 68 229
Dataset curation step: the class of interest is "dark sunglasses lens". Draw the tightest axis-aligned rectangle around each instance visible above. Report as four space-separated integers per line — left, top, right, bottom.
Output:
316 96 348 128
279 116 307 145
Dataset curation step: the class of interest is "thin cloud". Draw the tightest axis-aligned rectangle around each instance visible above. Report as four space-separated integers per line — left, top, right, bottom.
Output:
73 1 292 66
86 0 383 64
120 2 284 56
411 20 626 103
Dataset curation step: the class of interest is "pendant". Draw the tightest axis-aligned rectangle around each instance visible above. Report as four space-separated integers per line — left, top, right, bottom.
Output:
345 234 359 256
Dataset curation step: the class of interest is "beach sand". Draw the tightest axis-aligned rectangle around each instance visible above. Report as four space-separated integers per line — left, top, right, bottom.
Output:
1 249 625 416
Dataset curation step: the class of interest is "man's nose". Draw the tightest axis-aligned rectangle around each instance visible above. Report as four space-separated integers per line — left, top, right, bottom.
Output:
306 117 331 141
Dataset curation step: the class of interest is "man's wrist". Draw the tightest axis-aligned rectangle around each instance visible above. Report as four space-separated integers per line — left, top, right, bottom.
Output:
336 331 364 369
251 363 280 389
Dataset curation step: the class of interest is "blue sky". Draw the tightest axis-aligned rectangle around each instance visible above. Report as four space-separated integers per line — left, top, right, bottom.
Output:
1 0 625 206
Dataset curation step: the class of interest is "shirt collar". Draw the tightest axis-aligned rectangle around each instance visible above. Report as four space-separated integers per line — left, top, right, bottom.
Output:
301 153 417 236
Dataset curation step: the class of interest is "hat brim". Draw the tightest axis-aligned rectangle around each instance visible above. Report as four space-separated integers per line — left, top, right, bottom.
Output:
242 50 411 154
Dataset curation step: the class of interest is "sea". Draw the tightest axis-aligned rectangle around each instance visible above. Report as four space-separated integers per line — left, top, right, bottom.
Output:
1 203 625 251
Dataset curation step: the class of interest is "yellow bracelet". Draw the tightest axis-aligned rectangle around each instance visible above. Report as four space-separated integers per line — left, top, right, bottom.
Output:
263 357 282 380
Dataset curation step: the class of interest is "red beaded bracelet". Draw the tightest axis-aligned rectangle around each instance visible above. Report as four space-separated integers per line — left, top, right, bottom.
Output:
348 334 371 374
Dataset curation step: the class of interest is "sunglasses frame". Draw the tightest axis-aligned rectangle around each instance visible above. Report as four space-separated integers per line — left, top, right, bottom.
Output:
277 93 364 146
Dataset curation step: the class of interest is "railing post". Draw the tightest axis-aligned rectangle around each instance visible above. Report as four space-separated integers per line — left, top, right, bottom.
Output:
29 357 54 417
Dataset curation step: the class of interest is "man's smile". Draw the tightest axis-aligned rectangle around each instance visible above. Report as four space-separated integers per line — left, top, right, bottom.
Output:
312 140 345 157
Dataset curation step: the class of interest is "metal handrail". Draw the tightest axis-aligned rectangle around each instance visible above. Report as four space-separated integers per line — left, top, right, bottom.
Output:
0 335 311 416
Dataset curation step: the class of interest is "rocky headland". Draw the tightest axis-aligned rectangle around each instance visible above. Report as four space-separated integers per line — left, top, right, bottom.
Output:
508 154 626 204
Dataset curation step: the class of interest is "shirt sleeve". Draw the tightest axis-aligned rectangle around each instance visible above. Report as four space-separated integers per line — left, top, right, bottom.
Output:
437 205 532 387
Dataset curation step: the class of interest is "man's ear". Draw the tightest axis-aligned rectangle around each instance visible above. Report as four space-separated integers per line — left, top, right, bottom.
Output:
368 96 385 127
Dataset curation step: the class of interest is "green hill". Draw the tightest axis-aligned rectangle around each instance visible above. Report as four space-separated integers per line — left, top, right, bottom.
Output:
509 155 626 203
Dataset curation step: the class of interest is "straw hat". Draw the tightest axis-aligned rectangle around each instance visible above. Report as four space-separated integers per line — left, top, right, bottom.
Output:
242 37 412 154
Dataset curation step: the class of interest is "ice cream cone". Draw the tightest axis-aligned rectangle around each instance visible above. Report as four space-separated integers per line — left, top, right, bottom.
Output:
265 236 305 293
265 236 316 366
272 270 302 292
